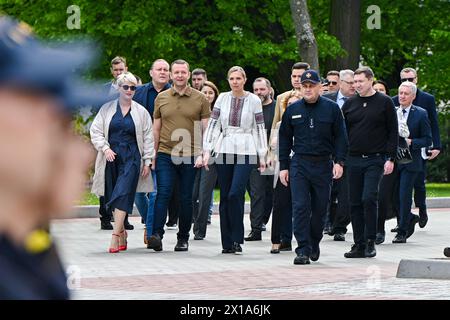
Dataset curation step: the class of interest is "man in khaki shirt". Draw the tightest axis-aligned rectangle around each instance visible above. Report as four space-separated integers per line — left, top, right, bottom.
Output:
148 59 211 252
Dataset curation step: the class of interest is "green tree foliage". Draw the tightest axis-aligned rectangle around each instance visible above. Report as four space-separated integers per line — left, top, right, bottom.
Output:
1 0 343 92
2 0 449 180
361 0 449 181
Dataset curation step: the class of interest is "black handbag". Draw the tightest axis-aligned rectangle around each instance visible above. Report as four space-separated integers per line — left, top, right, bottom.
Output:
396 146 413 164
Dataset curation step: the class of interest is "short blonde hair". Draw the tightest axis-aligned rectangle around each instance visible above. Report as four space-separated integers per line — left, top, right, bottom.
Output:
282 91 301 111
227 66 246 79
116 72 138 86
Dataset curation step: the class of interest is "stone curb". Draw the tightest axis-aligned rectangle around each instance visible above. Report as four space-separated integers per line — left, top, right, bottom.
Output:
397 259 450 280
69 198 450 219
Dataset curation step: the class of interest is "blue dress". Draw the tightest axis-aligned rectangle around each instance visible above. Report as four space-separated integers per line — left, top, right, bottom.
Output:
105 102 141 214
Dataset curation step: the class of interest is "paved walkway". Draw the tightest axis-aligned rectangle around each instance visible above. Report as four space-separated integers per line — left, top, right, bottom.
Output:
52 208 450 300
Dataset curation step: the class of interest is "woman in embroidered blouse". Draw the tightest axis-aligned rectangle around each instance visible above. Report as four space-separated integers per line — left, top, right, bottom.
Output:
90 72 154 253
203 66 268 254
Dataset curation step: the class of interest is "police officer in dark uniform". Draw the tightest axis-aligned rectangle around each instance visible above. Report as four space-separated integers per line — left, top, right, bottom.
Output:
279 70 348 265
0 15 104 299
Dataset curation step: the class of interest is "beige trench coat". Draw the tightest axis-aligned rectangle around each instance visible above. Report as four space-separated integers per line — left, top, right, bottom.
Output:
90 99 154 196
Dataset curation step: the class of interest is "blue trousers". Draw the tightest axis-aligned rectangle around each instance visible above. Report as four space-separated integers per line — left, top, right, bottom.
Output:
413 159 427 215
290 156 333 256
152 153 197 241
216 154 255 250
398 166 418 235
134 169 157 236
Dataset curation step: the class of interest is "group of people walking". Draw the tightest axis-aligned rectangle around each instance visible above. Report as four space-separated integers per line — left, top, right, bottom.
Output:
90 56 440 265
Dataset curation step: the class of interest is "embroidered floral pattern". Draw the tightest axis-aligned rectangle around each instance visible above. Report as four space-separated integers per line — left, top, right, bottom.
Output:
228 97 244 127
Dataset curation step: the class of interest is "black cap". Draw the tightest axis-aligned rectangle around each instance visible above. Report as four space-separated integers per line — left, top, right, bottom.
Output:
301 70 321 84
0 15 107 113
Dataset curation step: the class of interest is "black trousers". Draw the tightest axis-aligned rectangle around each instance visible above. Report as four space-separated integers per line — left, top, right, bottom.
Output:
347 155 385 245
330 169 351 234
246 167 273 233
192 165 218 238
271 180 292 244
414 159 427 216
377 165 399 233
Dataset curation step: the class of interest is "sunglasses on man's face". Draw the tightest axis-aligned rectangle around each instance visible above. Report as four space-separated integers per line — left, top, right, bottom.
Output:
121 85 137 91
401 77 415 82
329 81 338 85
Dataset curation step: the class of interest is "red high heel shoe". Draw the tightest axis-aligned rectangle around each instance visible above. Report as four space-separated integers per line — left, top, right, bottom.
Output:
109 234 120 253
119 230 128 251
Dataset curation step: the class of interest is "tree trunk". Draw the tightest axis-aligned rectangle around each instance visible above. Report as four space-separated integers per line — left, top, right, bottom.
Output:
289 0 319 71
326 0 361 71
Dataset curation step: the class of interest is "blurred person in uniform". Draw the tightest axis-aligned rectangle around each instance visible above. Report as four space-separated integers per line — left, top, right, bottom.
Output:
0 15 105 299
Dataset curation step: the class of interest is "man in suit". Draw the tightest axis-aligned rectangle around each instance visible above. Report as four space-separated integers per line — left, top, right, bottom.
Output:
392 81 432 243
326 70 340 93
392 67 440 229
133 59 171 244
322 69 355 241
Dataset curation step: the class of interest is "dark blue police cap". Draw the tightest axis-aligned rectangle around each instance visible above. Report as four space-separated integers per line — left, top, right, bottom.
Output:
301 70 321 84
0 15 107 113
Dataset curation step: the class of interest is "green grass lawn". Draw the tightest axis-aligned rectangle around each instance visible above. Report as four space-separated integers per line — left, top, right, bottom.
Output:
426 183 450 198
77 183 450 205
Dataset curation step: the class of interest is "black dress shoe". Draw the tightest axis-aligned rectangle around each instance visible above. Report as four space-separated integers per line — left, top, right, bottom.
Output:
222 248 235 254
294 254 310 265
323 224 332 235
365 240 376 258
244 231 262 241
391 225 399 233
419 214 428 228
147 234 163 251
392 233 407 243
174 239 189 251
194 235 204 240
310 244 320 262
279 242 292 251
124 221 134 230
333 233 345 241
444 247 450 258
270 246 280 254
375 232 385 245
344 244 366 258
232 242 242 254
407 214 420 238
100 220 113 230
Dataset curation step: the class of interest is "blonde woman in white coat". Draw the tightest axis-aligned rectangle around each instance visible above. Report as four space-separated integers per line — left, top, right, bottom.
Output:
91 72 154 253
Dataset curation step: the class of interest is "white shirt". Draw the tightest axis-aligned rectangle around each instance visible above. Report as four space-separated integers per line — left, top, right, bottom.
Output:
203 92 268 158
336 90 349 109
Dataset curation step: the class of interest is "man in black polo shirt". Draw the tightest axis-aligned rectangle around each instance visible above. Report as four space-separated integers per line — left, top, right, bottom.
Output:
342 66 398 258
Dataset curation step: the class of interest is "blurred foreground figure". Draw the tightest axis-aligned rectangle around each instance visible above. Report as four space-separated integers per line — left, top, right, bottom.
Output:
0 15 104 299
